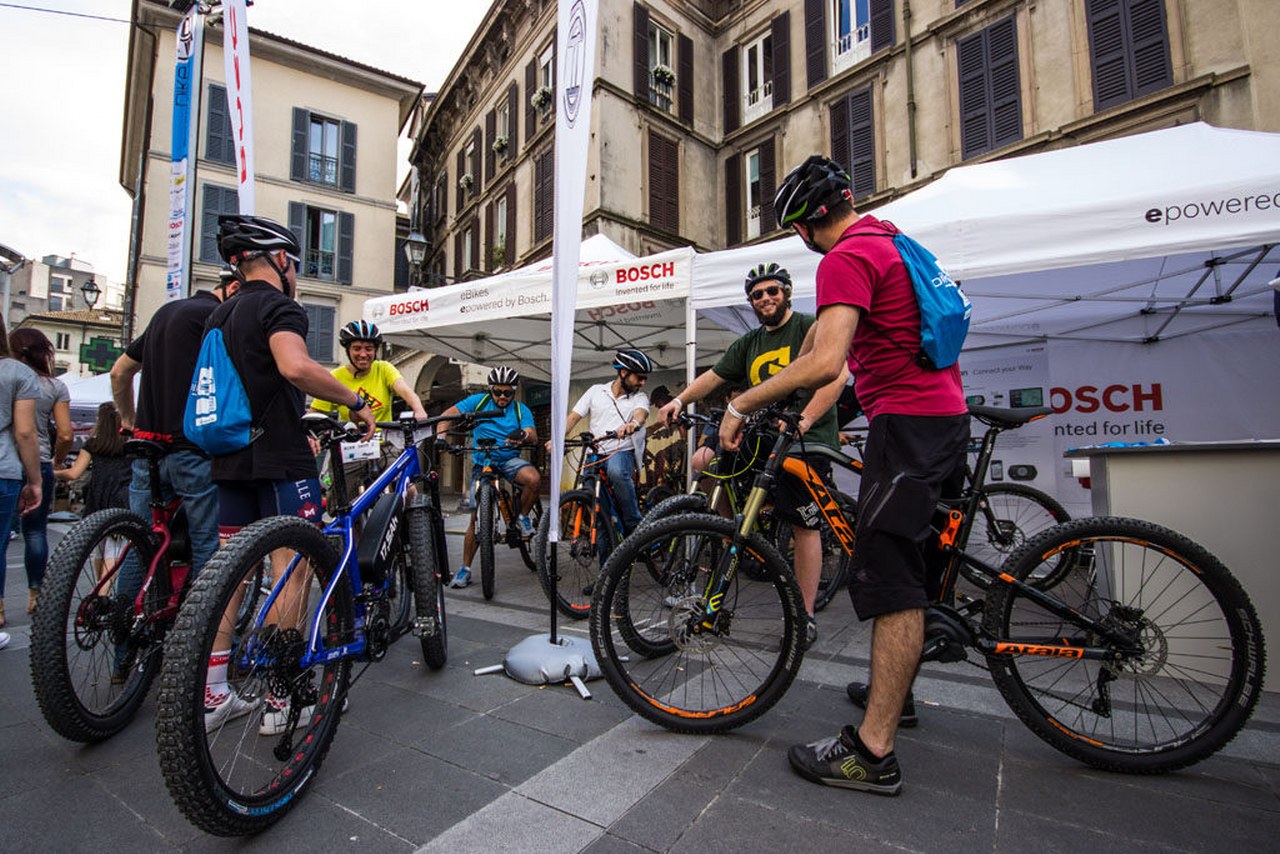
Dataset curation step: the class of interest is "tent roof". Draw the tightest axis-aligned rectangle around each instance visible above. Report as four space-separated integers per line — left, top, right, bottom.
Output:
692 123 1280 347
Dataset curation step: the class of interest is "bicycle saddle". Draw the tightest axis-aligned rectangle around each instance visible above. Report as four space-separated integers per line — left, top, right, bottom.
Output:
786 442 861 472
124 438 168 460
968 404 1053 429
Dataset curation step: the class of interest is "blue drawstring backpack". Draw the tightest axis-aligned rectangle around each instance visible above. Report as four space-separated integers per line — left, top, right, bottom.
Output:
841 224 971 370
183 326 258 455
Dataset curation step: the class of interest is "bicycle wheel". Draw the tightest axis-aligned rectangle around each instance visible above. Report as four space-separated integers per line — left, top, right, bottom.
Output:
961 483 1071 592
517 497 542 571
643 484 676 512
637 492 709 533
31 508 161 742
156 516 350 836
534 488 604 619
407 506 447 669
590 513 806 733
476 481 498 600
984 517 1266 773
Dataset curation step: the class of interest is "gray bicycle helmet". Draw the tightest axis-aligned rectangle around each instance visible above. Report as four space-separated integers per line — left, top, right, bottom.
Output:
612 349 654 374
773 155 854 227
338 320 383 349
488 365 520 386
216 214 301 263
744 262 793 294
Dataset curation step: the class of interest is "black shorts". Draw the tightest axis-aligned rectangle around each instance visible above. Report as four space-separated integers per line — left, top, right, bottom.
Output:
773 454 832 531
218 478 325 536
848 413 969 620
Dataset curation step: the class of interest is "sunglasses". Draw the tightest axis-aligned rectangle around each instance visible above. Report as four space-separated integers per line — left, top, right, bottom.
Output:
490 387 515 398
285 252 301 274
749 285 783 302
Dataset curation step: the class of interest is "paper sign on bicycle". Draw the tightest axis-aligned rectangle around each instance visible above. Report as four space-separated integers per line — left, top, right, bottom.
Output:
340 435 381 463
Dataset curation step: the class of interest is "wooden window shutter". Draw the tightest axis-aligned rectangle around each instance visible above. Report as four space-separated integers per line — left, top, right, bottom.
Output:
340 121 357 193
454 230 462 280
456 149 465 210
287 201 305 251
870 0 895 54
725 153 742 247
505 183 517 266
678 33 694 124
957 29 990 159
848 87 875 199
722 46 740 133
1130 0 1172 96
484 201 495 271
337 211 354 285
290 107 308 181
771 12 791 108
803 0 826 89
485 109 497 182
200 185 236 262
206 83 233 164
759 138 777 233
648 132 678 233
525 59 537 141
988 17 1022 150
633 3 650 99
1088 0 1129 109
470 220 480 270
507 82 520 158
534 148 554 243
830 96 850 172
472 127 483 194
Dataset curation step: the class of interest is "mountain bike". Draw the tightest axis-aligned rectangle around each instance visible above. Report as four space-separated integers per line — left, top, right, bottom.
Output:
589 407 1266 775
462 435 543 599
31 438 196 742
155 410 488 836
532 430 639 619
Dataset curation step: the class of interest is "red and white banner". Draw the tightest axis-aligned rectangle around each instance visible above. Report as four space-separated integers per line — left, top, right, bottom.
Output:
221 0 255 213
548 0 598 541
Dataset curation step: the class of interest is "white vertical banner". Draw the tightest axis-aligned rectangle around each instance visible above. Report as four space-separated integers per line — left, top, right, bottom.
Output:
222 0 256 213
547 0 598 541
166 5 202 302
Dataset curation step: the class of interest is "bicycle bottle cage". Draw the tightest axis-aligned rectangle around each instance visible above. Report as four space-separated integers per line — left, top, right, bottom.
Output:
357 492 403 587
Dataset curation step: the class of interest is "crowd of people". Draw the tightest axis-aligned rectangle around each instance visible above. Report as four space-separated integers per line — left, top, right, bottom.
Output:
5 154 961 798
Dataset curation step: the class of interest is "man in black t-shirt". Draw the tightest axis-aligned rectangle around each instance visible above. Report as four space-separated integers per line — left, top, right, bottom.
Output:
658 262 848 648
200 214 374 734
112 276 239 581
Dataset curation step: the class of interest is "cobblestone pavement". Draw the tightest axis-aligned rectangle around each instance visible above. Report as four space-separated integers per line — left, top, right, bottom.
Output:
2 519 1277 852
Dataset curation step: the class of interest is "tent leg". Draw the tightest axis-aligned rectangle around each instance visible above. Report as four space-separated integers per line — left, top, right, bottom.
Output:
685 298 698 490
549 539 558 644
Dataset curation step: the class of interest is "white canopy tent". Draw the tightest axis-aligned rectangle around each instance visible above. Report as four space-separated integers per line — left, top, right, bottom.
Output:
365 234 740 382
692 123 1280 346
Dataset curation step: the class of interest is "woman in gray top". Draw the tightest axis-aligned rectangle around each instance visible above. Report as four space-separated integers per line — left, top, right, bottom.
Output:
8 328 72 617
0 313 44 636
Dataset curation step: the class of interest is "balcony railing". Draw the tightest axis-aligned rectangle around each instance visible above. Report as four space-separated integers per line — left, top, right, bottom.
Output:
649 77 674 113
743 80 773 125
307 154 338 185
305 249 335 280
833 25 871 75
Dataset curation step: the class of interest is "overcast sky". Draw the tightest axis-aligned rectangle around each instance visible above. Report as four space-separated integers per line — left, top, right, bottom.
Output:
0 0 492 284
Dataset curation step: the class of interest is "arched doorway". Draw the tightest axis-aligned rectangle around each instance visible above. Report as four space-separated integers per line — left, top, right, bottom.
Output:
415 355 466 493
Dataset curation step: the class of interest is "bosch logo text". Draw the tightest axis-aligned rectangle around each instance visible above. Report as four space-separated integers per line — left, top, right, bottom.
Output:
1050 383 1163 414
390 299 430 316
616 262 676 284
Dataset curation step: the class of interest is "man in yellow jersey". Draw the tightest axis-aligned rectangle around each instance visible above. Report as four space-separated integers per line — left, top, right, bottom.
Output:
310 320 427 502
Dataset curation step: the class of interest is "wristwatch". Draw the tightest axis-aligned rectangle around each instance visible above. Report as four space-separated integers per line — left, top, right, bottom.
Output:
349 396 367 413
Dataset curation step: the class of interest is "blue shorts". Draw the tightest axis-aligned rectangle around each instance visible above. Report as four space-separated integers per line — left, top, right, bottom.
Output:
468 458 533 510
218 478 325 535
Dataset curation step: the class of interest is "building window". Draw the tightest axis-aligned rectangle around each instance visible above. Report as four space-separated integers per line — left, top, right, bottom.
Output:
742 31 774 125
496 99 511 162
648 21 675 112
539 44 555 93
199 183 239 263
1087 0 1173 112
291 108 357 193
957 15 1022 160
303 303 335 362
648 131 679 233
205 82 236 165
288 202 355 285
534 147 555 244
465 138 479 195
745 150 763 240
494 194 508 262
434 172 448 225
55 332 71 351
831 86 876 199
831 0 872 74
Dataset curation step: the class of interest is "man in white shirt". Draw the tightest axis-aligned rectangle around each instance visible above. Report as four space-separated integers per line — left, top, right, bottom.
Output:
561 349 652 560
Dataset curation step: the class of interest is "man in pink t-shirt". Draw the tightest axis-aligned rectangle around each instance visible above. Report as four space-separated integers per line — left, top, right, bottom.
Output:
719 155 969 797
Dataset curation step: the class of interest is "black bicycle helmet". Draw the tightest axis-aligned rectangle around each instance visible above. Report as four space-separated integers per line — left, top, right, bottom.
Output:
338 320 383 349
744 262 792 294
612 349 654 374
488 365 520 386
216 214 301 263
773 155 854 226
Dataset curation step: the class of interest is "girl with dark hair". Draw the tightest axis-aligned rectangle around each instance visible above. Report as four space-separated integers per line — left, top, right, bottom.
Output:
0 313 44 638
8 327 73 615
56 402 132 579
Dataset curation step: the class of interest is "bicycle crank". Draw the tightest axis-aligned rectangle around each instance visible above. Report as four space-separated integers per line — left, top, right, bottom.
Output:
920 605 974 664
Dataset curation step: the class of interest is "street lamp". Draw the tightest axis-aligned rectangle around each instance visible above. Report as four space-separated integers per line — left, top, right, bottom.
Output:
80 276 101 309
404 230 428 274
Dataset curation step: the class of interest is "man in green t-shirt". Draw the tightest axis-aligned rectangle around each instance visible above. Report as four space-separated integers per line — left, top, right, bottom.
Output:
658 263 848 647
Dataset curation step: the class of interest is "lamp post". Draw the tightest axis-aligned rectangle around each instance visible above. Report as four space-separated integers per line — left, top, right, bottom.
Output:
80 276 101 310
404 230 428 284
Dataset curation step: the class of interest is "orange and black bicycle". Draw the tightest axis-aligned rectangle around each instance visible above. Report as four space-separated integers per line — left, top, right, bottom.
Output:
589 405 1265 774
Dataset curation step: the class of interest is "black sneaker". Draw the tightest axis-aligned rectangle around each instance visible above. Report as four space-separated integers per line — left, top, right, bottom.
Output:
845 681 919 728
787 726 902 795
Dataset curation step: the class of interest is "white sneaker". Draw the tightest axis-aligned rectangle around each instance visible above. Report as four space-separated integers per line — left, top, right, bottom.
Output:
517 515 535 538
204 690 258 731
260 696 348 736
449 566 472 589
0 631 10 651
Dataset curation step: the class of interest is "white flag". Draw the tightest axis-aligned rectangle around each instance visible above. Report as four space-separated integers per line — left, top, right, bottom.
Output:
222 0 256 213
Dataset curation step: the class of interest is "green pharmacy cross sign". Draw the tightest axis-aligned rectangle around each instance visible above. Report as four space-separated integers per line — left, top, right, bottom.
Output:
80 336 124 374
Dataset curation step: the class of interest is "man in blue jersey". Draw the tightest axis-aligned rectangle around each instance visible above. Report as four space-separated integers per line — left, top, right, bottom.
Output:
438 366 540 588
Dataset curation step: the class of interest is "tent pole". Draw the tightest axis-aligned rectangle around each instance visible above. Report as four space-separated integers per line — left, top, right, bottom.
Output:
685 296 697 490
